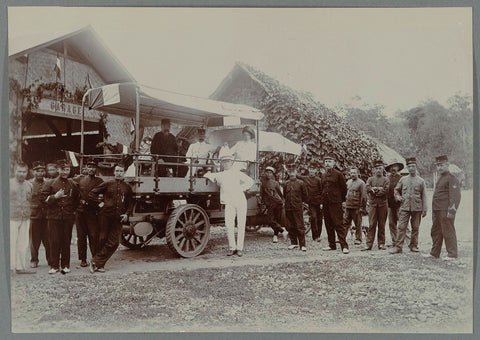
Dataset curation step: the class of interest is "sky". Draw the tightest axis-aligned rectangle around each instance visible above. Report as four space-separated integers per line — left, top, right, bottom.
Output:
8 7 473 116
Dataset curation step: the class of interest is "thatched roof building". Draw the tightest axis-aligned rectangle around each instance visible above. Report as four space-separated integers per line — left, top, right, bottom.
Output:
210 62 381 174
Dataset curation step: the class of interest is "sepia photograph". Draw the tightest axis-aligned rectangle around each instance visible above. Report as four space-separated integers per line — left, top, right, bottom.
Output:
6 6 474 333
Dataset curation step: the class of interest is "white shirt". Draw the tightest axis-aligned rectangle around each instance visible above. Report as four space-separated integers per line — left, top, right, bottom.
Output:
231 140 256 170
204 169 254 205
185 141 214 164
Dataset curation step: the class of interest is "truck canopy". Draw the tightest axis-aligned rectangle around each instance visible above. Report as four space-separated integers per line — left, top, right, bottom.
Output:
85 82 264 126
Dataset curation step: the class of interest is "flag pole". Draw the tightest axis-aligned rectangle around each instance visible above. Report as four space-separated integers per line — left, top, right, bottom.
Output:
63 42 67 99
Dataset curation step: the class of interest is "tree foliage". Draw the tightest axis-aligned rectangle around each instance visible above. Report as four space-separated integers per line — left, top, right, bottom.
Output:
338 94 473 187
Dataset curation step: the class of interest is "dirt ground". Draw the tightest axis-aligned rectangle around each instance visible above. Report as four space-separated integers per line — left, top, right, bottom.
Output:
10 190 474 333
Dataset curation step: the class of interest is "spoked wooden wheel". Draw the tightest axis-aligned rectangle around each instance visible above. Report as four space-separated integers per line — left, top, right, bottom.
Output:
303 203 312 234
121 232 150 249
166 204 211 258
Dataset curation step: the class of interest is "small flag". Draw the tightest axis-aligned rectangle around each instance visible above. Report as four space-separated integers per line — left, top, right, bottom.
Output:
65 150 79 167
54 57 62 79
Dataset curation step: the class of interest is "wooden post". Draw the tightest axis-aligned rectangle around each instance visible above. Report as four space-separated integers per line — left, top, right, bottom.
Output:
63 41 67 92
135 85 140 176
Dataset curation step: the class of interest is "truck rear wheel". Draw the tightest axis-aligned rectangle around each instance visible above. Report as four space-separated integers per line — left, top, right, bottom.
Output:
166 204 211 258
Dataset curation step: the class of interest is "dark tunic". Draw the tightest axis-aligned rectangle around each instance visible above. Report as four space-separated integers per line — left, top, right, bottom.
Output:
321 168 347 204
41 177 80 220
432 172 461 212
30 178 47 220
89 179 133 216
150 131 178 161
260 177 284 207
297 175 322 205
387 173 402 208
282 178 307 211
73 175 104 212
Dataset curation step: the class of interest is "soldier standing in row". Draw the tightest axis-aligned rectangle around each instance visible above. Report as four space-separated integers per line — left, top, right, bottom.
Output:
321 153 349 254
42 160 80 274
389 157 427 254
74 159 104 267
260 166 286 243
10 162 34 274
29 161 50 268
426 155 461 260
283 165 308 251
89 163 133 272
363 160 389 251
385 159 404 247
297 168 323 242
344 167 366 245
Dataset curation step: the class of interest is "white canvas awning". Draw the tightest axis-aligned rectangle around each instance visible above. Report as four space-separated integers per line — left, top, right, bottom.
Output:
85 83 264 127
258 131 302 155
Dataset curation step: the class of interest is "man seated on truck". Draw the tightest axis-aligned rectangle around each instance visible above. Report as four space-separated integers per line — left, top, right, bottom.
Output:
150 118 178 177
184 128 215 177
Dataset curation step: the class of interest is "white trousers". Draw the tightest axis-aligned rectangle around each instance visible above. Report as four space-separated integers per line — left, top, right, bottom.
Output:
224 198 247 251
10 219 30 271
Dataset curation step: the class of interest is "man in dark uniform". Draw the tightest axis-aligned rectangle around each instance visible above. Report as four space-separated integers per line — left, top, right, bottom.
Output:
283 165 308 251
73 159 104 267
41 160 80 274
363 160 390 251
150 119 178 176
260 166 285 243
385 159 404 247
321 153 349 254
29 161 50 268
88 163 133 273
426 155 461 260
297 168 323 242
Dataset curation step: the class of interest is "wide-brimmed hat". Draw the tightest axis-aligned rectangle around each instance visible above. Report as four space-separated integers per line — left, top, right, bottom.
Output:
242 126 255 139
32 161 45 170
385 158 404 172
265 166 275 174
220 154 235 161
435 155 449 164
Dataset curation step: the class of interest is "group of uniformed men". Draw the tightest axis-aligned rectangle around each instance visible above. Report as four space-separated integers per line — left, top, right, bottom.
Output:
260 154 461 260
10 159 133 275
9 137 462 273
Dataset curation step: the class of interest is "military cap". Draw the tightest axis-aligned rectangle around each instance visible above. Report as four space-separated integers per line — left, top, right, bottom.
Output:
373 159 385 167
86 158 98 167
405 157 417 165
385 158 404 172
265 166 275 174
286 162 297 170
242 126 255 139
56 159 72 168
324 153 336 161
32 161 46 170
435 155 449 164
